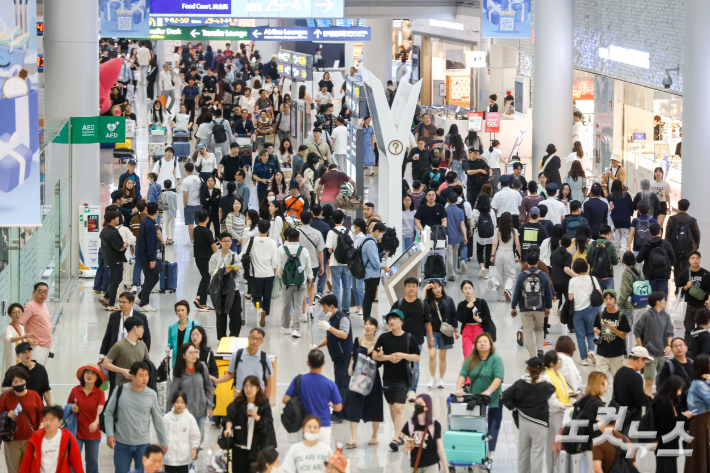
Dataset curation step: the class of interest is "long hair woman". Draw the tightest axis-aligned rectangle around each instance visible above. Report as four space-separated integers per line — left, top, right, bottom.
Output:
483 139 503 189
541 351 573 473
540 223 564 267
121 178 137 209
609 179 633 254
568 258 600 366
449 127 468 183
490 212 520 300
540 143 562 187
455 332 504 453
456 280 492 358
189 325 218 377
422 281 458 388
562 159 586 203
168 343 214 443
401 394 448 472
565 141 585 169
269 171 288 203
651 166 671 226
472 193 497 278
653 375 692 473
569 223 592 262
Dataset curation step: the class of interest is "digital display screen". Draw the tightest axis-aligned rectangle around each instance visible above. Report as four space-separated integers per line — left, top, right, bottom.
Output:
315 19 332 27
37 22 43 36
633 132 646 141
37 55 44 72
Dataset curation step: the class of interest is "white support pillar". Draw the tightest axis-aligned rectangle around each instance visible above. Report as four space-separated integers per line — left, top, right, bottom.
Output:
344 43 354 71
682 0 710 256
362 19 392 86
254 19 280 62
531 0 573 171
44 0 100 277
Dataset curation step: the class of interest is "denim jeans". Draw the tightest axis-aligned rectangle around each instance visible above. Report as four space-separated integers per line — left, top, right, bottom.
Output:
459 242 468 265
403 236 415 250
650 278 669 297
598 277 614 292
573 306 598 359
351 274 364 306
77 438 100 473
487 405 504 451
114 442 148 473
93 248 109 291
132 259 143 286
196 415 206 444
451 159 465 184
317 268 328 294
408 343 423 392
331 265 352 311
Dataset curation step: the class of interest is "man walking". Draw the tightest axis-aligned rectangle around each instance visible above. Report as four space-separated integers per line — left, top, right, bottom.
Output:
511 252 554 359
587 224 619 291
676 251 710 347
253 149 276 204
99 210 128 311
136 203 161 312
193 210 217 311
159 63 178 111
362 223 390 320
240 221 278 328
491 175 522 228
211 328 274 397
182 162 203 245
298 212 326 318
102 317 150 392
326 210 355 314
636 223 676 295
21 283 52 366
666 198 702 286
444 192 467 281
331 117 348 167
634 291 674 394
278 228 313 339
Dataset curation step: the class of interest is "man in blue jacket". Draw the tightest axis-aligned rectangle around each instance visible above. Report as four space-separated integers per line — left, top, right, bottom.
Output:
511 251 554 359
582 183 610 239
118 159 142 199
362 223 391 320
136 202 161 312
252 149 276 203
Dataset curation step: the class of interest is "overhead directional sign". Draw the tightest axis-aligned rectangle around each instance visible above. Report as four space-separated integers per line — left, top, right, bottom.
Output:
149 17 232 26
149 25 250 40
150 0 344 18
250 26 370 41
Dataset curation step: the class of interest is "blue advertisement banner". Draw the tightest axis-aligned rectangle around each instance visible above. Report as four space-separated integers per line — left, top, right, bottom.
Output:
481 0 531 38
150 0 230 15
101 0 152 38
251 26 370 42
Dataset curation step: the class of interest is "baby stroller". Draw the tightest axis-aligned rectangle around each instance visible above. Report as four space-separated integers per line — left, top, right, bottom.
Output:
421 224 447 285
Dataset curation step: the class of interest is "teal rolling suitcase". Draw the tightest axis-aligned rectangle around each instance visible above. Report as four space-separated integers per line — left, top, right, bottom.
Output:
443 430 490 468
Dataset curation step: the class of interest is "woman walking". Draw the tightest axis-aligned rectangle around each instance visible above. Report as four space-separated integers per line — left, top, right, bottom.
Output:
2 304 30 375
651 166 671 227
281 416 331 473
608 179 633 254
457 280 492 358
167 300 200 365
568 258 600 366
562 160 586 203
189 325 218 378
653 375 693 473
345 317 383 448
68 364 106 473
422 281 458 388
490 212 520 300
401 394 448 473
540 144 562 187
541 351 572 473
472 194 496 279
168 343 214 443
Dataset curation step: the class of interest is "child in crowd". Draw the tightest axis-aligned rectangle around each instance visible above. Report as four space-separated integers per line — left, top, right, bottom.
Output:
19 405 84 473
410 180 425 210
162 392 200 473
146 172 161 203
160 179 178 245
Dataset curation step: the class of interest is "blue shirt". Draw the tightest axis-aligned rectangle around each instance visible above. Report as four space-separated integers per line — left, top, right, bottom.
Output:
360 236 382 279
182 84 200 100
511 267 554 311
136 216 158 262
285 372 341 427
253 161 276 190
445 204 465 245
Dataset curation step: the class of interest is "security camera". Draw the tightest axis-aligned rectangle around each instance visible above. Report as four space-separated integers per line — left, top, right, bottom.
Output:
663 65 680 90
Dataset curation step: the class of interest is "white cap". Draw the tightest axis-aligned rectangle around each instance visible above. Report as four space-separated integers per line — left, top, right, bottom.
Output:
610 154 621 162
629 346 654 360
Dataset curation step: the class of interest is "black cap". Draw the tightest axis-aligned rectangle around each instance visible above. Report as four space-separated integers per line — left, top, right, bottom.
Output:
526 357 543 368
290 179 300 189
15 342 32 355
499 174 511 184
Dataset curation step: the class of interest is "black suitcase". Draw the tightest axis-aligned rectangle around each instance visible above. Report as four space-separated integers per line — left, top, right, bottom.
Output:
113 149 135 161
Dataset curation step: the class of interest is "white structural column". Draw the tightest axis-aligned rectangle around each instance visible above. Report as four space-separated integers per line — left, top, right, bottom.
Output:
362 19 392 85
682 0 710 256
531 0 573 171
44 0 100 277
254 19 280 61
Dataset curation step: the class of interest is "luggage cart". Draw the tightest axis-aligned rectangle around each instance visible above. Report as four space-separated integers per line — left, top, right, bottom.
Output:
420 224 448 286
445 394 492 471
149 127 167 162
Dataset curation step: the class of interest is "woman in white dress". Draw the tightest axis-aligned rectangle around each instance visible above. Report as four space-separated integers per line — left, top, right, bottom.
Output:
3 303 32 374
565 141 586 170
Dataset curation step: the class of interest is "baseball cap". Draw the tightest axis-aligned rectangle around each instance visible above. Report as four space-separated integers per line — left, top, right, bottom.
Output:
530 207 540 217
198 142 206 149
127 159 137 165
386 309 405 321
526 357 543 368
15 342 32 355
629 346 654 360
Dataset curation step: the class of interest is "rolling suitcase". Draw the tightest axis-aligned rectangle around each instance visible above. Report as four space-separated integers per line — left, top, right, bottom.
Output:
173 130 189 142
173 141 191 157
443 431 490 468
160 260 178 293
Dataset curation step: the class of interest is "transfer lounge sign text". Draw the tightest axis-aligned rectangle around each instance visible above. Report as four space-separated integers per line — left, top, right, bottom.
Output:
149 25 249 40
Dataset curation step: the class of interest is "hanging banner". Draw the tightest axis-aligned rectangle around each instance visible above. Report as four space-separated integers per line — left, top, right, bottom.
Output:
0 0 40 226
467 112 484 132
484 112 501 133
100 0 151 39
482 0 531 38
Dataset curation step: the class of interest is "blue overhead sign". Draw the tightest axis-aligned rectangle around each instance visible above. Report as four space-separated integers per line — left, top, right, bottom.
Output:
251 26 370 41
151 0 343 18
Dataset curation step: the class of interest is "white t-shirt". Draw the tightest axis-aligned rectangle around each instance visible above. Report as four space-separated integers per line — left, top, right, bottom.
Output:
240 236 278 278
540 197 567 225
326 226 355 267
182 174 202 207
314 91 333 105
495 228 519 251
331 126 348 155
159 70 175 91
484 148 503 170
572 121 584 138
174 113 190 131
490 187 522 216
196 153 217 173
40 431 63 473
565 152 584 167
152 158 182 189
281 441 332 473
568 275 600 311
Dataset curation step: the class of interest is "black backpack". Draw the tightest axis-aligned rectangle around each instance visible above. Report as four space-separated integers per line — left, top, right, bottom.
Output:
348 238 371 280
99 384 125 433
332 229 355 264
522 269 543 309
477 211 494 239
565 216 584 238
456 201 470 231
424 254 446 279
281 375 305 433
670 217 695 259
648 242 670 279
609 445 641 473
212 119 228 144
379 227 400 257
635 219 652 246
590 241 613 279
561 401 593 454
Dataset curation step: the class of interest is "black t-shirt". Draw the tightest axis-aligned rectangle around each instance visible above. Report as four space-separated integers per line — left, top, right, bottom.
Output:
549 247 573 285
464 158 489 188
2 362 51 397
594 309 631 358
219 155 244 181
422 169 446 188
374 331 420 384
612 366 651 421
202 75 217 93
402 420 442 468
392 298 432 344
520 222 548 258
414 203 446 228
193 225 214 259
677 268 710 308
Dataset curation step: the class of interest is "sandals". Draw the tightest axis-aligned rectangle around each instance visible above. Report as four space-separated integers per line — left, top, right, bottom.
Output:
368 439 379 446
345 442 357 449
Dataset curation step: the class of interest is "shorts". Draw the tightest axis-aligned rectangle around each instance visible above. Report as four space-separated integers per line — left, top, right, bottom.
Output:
184 205 201 225
428 332 453 350
382 380 408 405
643 356 667 381
659 201 668 214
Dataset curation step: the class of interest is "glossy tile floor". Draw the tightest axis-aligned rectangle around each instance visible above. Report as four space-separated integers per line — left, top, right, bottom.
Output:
30 84 674 473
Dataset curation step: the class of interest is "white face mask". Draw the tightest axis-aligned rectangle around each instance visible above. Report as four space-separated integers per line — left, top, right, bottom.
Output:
324 311 333 318
267 196 276 202
303 432 319 442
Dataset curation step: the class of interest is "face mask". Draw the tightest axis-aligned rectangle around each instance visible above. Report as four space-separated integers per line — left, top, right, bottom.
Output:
13 384 26 393
324 311 333 318
267 196 275 202
414 404 426 415
303 432 319 441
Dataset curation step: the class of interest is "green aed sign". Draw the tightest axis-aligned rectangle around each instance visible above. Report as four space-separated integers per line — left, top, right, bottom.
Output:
149 26 250 41
70 116 126 144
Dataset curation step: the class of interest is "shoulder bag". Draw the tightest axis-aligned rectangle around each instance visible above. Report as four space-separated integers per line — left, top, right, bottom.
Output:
433 300 455 337
589 276 603 307
413 429 428 473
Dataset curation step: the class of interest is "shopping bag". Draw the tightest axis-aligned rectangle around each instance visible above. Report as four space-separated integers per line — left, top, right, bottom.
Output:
348 354 377 396
271 276 283 299
488 266 501 290
670 290 687 322
548 299 560 326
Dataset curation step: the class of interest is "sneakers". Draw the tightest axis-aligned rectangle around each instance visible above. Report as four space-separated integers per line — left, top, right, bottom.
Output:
537 350 544 358
141 304 157 312
131 286 138 294
437 380 445 389
193 299 200 309
427 379 436 389
581 359 589 367
166 239 173 245
504 289 512 302
282 327 292 335
543 339 551 346
92 289 103 294
259 310 266 328
407 391 416 402
184 240 194 247
459 260 467 273
198 305 214 312
314 293 323 302
300 313 308 323
588 351 596 365
479 268 487 279
291 331 302 339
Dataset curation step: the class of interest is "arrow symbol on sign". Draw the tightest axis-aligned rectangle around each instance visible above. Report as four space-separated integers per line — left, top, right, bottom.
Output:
315 0 333 13
314 29 322 38
190 29 199 38
253 29 262 38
